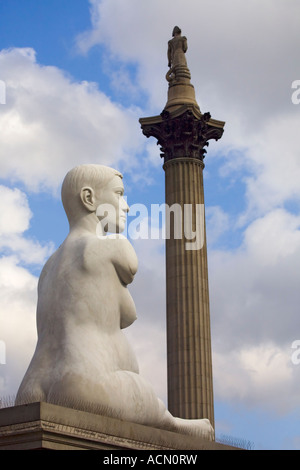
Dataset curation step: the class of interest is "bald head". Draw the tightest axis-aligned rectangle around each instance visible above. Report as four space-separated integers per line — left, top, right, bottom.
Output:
61 164 122 225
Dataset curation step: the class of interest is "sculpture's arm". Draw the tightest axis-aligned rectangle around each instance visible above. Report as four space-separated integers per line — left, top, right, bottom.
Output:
110 237 138 286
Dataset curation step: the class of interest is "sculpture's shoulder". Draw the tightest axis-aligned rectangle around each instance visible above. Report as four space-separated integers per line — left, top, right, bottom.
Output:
80 234 138 282
90 234 136 258
38 236 91 284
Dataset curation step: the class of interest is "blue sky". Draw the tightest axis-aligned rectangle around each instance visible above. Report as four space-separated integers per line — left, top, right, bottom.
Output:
0 0 300 450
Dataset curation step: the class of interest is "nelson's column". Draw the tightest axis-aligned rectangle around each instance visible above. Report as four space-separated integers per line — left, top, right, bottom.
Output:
140 27 225 427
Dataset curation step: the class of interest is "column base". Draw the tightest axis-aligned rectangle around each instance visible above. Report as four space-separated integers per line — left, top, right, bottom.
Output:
165 82 200 113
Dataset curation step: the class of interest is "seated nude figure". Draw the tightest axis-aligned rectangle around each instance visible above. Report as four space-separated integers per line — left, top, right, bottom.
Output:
16 164 213 439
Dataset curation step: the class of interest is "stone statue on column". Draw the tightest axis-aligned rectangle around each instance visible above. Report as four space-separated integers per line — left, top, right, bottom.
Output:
166 26 191 84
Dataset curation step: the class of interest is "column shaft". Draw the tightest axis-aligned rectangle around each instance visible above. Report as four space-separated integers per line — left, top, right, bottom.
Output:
164 157 214 426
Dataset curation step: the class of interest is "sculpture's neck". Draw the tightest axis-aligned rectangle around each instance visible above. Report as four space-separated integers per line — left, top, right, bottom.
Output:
68 212 101 237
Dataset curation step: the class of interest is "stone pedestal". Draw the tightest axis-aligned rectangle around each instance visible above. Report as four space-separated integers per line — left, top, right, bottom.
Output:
165 81 200 113
0 402 237 450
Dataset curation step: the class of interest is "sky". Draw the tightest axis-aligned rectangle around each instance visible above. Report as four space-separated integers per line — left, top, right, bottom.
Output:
0 0 300 450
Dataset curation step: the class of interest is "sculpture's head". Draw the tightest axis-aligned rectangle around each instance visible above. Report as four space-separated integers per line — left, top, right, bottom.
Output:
61 164 129 234
172 26 181 37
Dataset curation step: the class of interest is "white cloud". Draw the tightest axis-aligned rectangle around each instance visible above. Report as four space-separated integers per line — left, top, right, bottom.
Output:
206 206 230 246
239 114 300 219
0 186 53 399
0 47 146 193
213 342 299 414
0 185 53 265
244 209 300 266
0 256 38 399
0 185 32 235
209 207 300 412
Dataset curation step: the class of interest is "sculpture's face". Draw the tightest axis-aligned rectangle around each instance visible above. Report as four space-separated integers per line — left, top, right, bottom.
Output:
96 174 129 233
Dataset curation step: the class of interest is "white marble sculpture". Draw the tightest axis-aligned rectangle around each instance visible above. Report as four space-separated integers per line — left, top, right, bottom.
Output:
16 164 213 439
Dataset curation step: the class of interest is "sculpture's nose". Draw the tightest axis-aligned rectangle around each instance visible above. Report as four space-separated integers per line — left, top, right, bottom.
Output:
122 198 129 213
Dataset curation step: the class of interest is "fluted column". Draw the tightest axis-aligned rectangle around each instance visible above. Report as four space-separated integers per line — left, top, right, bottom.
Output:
140 85 224 430
140 108 224 428
164 157 213 423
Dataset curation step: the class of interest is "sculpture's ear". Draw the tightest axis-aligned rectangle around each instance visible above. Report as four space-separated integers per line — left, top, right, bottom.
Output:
80 186 96 212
